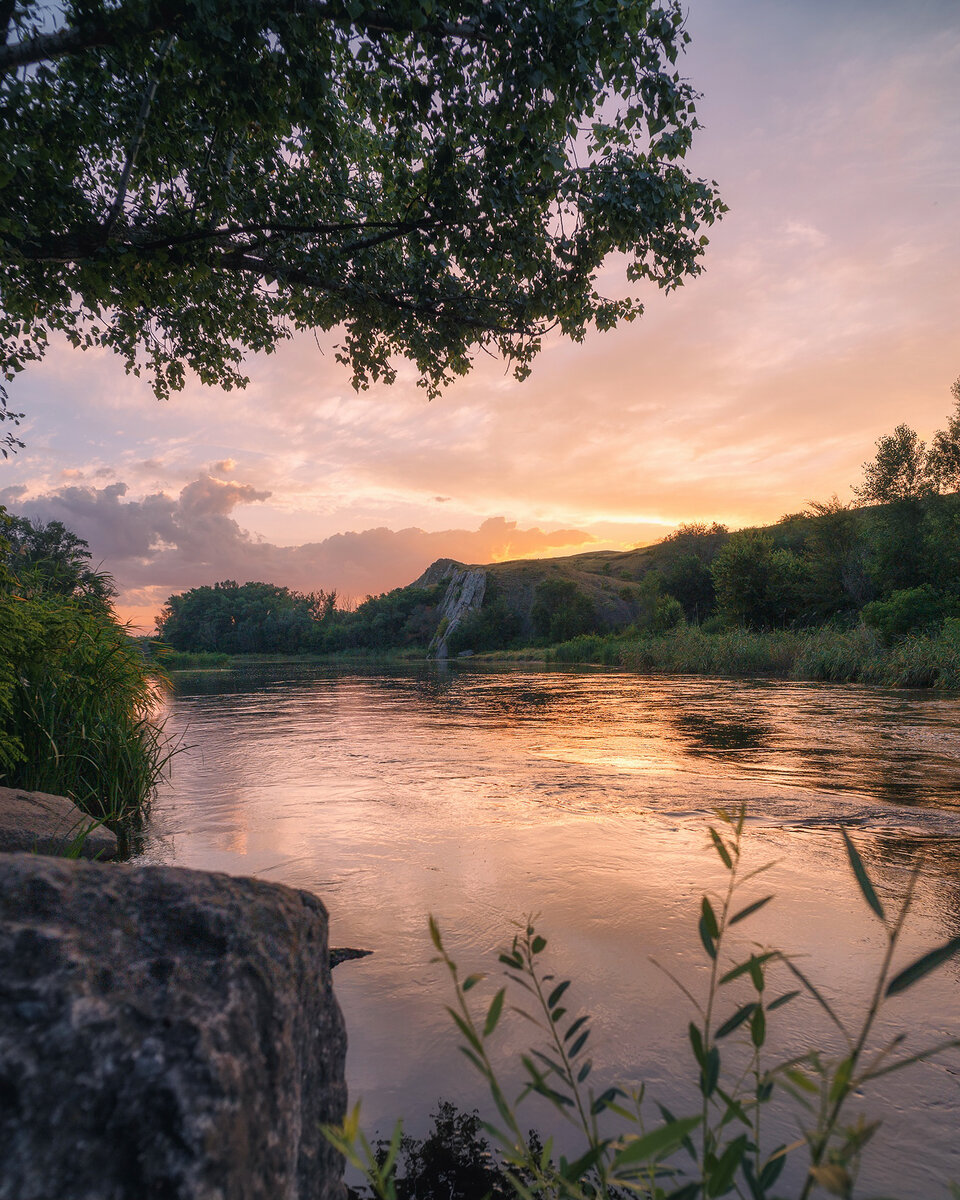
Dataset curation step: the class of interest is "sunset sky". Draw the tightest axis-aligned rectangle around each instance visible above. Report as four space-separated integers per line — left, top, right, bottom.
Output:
2 0 958 630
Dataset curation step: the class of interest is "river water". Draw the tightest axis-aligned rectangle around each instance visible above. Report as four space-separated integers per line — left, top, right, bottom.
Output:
141 664 960 1196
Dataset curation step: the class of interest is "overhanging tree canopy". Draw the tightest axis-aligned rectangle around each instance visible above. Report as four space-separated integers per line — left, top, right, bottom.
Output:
0 0 724 451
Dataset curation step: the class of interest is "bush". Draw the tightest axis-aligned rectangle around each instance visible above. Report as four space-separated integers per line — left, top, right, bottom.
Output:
619 625 798 678
712 531 807 630
861 585 957 642
547 634 623 665
531 579 596 643
660 552 717 622
0 592 174 833
447 588 521 656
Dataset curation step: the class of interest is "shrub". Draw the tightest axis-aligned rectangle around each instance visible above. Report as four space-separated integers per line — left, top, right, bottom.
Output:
447 590 521 656
0 591 174 834
329 815 960 1200
861 585 957 642
712 531 807 630
531 580 596 644
548 634 622 665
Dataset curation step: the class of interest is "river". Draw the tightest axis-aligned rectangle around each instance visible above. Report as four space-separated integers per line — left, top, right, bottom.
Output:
140 663 960 1197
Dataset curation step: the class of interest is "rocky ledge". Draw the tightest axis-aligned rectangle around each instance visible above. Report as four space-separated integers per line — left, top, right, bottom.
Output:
0 853 347 1200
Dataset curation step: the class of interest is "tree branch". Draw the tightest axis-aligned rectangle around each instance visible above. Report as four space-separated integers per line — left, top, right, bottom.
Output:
220 251 526 333
0 1 493 73
103 33 175 236
6 216 437 261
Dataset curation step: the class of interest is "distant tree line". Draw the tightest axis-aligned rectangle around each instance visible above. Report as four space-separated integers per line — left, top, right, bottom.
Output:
153 380 960 656
156 580 445 655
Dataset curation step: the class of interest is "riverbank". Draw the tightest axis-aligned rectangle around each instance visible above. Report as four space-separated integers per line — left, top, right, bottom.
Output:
161 621 960 689
540 622 960 688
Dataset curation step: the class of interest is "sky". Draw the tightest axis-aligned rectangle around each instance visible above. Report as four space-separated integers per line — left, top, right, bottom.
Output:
2 0 959 630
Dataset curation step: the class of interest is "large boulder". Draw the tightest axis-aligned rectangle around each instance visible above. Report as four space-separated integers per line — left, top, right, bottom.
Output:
0 785 117 859
0 854 347 1200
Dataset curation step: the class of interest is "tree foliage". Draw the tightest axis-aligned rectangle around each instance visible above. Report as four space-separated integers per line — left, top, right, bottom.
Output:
711 529 807 631
531 577 595 643
854 424 932 504
854 380 960 505
0 507 168 825
1 513 117 611
156 577 445 652
0 0 724 450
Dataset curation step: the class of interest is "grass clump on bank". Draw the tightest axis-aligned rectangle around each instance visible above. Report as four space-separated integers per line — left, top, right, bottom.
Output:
1 513 174 835
544 621 960 689
157 648 232 670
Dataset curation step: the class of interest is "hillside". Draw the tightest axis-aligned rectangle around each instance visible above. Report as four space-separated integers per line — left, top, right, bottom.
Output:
154 491 960 666
412 523 730 654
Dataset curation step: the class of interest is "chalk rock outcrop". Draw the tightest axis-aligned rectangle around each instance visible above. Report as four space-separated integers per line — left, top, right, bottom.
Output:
0 854 347 1200
428 566 487 659
0 785 117 859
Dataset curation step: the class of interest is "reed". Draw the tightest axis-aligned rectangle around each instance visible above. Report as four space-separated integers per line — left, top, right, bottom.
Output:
543 622 960 689
2 594 174 833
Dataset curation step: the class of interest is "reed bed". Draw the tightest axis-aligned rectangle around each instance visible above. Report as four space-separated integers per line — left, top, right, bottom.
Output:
3 596 175 832
546 622 960 689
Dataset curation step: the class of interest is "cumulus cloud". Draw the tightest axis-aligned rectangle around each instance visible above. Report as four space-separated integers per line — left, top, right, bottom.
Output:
7 475 596 627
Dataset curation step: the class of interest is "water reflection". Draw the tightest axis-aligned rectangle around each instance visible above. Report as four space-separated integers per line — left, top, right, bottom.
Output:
143 664 960 1197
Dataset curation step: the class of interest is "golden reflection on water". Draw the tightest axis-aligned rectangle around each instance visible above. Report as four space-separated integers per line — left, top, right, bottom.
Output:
143 664 960 1196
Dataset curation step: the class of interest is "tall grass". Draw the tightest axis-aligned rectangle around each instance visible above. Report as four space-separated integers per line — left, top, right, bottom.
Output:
545 622 960 689
1 594 175 837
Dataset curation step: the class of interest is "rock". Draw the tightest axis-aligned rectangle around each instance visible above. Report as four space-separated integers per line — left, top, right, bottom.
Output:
329 946 373 968
0 785 117 859
428 566 487 659
0 854 347 1200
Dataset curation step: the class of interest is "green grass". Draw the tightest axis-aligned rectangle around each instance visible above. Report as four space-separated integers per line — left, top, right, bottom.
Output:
158 648 232 669
2 596 176 840
157 645 431 669
541 622 960 689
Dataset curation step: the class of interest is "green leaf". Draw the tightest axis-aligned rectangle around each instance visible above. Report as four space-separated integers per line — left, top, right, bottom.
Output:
483 987 506 1037
708 825 732 869
461 973 484 992
759 1147 788 1189
564 1015 589 1042
701 1046 720 1097
699 914 717 961
706 1134 748 1196
612 1115 702 1169
548 980 571 1008
531 935 547 955
886 934 960 996
688 1021 705 1066
730 895 774 925
721 952 775 985
767 989 801 1011
715 1003 757 1039
446 1007 482 1053
750 1005 766 1049
591 1086 625 1115
841 826 885 922
701 896 719 938
560 1143 607 1182
569 1029 590 1057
